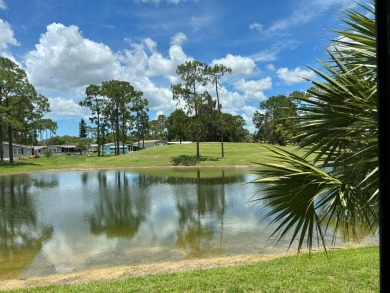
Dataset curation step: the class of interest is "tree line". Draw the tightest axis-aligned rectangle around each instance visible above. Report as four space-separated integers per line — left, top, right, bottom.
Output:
78 60 250 158
0 57 56 163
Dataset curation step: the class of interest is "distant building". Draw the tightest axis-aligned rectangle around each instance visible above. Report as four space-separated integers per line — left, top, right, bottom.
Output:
48 145 77 154
167 141 193 145
1 142 33 160
100 142 130 154
130 140 167 151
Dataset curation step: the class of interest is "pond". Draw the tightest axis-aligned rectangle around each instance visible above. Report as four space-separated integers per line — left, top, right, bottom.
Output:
0 167 378 280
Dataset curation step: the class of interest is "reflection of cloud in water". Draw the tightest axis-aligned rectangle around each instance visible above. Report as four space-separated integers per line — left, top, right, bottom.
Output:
42 232 117 273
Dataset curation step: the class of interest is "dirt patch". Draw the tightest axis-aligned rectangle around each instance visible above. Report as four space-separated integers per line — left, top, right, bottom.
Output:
0 253 293 291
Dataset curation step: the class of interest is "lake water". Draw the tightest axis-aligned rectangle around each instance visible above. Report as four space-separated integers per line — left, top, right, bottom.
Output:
0 168 378 280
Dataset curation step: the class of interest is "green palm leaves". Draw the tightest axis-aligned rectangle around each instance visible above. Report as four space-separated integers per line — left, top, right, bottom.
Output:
252 1 378 252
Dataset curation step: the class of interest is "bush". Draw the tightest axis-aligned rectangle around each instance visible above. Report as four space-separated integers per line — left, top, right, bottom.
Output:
43 149 53 157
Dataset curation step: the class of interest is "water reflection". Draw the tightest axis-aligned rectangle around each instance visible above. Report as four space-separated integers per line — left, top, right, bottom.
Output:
87 171 150 238
0 168 378 280
0 175 53 279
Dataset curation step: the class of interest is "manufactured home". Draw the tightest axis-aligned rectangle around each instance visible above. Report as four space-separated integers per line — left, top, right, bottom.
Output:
99 142 130 154
1 142 33 160
130 140 167 151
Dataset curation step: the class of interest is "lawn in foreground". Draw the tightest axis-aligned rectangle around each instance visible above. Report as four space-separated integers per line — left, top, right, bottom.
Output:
3 246 379 293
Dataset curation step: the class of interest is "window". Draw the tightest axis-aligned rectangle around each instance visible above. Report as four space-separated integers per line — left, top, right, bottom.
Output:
13 148 23 155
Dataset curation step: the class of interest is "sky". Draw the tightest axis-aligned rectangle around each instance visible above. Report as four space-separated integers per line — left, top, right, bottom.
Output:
0 0 358 137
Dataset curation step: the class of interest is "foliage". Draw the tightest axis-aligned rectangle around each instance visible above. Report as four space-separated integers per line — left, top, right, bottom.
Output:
79 119 87 138
0 56 50 163
172 60 210 158
251 1 378 253
75 138 91 155
166 109 189 143
252 93 298 145
206 63 232 158
42 149 53 157
79 84 104 156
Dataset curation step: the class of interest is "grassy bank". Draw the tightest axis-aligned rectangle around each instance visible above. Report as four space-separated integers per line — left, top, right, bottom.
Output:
0 142 304 175
2 246 379 292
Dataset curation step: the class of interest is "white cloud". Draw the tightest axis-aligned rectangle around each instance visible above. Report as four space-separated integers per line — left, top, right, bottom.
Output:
47 97 85 118
267 0 356 33
25 23 120 92
234 77 271 101
241 105 258 133
249 22 263 31
234 77 272 92
0 0 7 10
276 67 315 85
0 19 19 50
170 32 187 46
211 54 257 75
265 64 276 71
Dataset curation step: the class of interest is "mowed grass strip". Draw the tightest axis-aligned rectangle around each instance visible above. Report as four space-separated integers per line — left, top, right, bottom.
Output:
0 143 305 175
4 246 379 293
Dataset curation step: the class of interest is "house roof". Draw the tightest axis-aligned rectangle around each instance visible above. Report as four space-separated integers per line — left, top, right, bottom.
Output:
2 142 31 147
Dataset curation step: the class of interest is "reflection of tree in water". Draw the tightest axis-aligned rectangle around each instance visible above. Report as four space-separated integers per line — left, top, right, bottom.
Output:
0 175 53 279
175 169 227 258
31 175 59 188
87 171 150 238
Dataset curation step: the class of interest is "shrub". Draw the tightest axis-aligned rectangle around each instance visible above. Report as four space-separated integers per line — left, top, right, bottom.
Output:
43 149 53 157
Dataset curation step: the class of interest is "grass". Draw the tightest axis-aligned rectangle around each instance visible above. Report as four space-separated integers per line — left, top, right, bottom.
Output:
0 142 305 175
3 246 379 292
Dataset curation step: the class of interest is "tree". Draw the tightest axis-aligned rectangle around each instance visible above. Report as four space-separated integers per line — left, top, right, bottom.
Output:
79 119 87 138
131 95 149 149
252 2 378 253
207 64 232 157
101 80 135 155
252 94 298 145
172 60 209 158
222 113 250 142
0 57 50 163
167 109 188 143
75 138 91 155
79 84 105 156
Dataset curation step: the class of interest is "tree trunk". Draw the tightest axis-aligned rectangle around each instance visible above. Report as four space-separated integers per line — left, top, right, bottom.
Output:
8 125 14 164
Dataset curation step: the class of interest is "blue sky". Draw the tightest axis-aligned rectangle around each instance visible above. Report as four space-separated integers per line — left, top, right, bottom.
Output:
0 0 358 137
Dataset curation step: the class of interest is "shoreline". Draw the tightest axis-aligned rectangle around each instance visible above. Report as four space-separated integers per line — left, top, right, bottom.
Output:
0 244 373 291
0 164 257 176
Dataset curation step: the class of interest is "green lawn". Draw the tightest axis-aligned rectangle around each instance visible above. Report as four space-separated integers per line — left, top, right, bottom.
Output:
0 142 305 175
3 246 379 293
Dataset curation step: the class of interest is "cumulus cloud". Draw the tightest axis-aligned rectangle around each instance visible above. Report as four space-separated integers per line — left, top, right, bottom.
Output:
25 23 120 92
234 77 272 101
0 19 19 50
276 67 315 85
170 32 187 46
249 22 262 31
0 0 6 10
241 105 258 133
47 97 85 118
211 54 256 75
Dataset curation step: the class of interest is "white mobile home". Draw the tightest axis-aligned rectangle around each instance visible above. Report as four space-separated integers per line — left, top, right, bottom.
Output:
100 142 129 154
